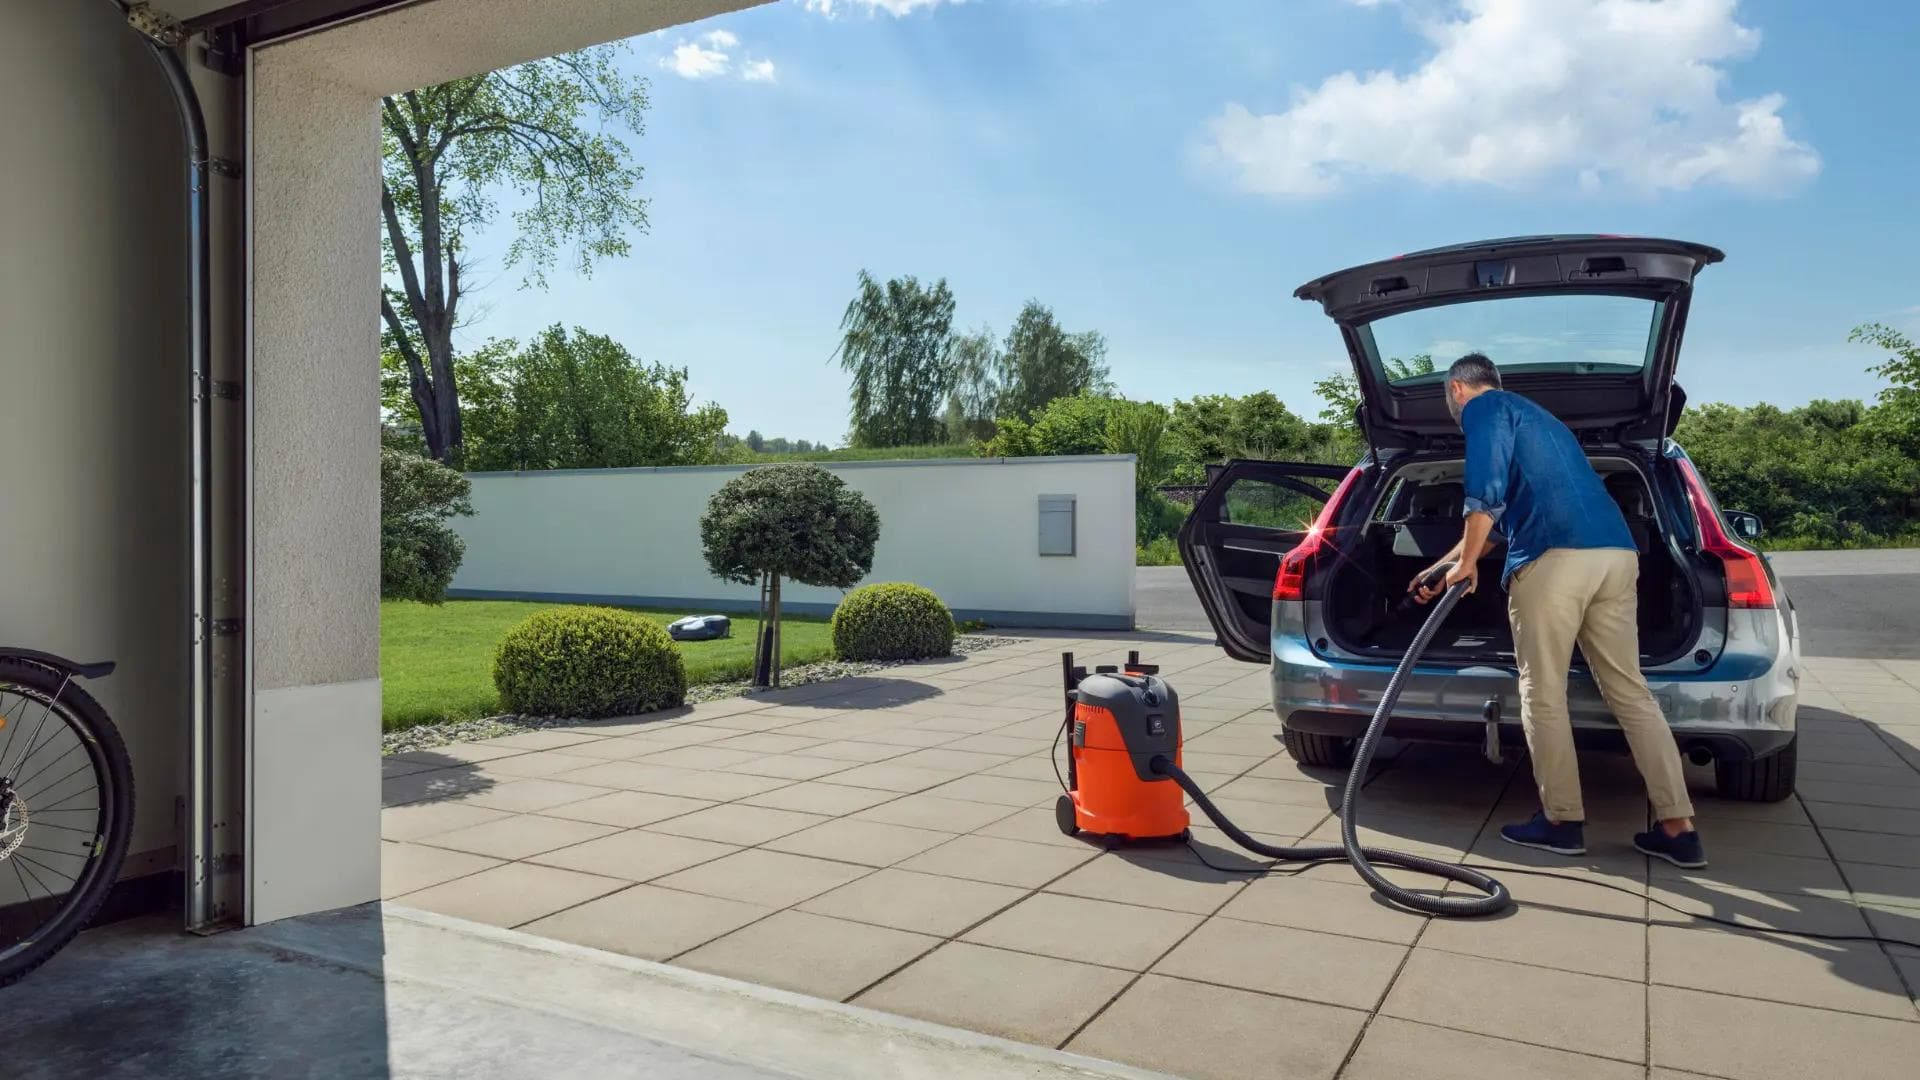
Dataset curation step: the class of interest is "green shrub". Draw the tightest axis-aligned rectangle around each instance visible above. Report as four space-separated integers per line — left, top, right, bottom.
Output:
1137 490 1188 544
493 607 686 718
832 583 956 661
380 448 474 603
381 518 467 604
1137 537 1182 566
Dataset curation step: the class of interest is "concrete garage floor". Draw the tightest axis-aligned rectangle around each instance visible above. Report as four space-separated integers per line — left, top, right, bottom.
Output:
368 634 1920 1080
11 903 1164 1080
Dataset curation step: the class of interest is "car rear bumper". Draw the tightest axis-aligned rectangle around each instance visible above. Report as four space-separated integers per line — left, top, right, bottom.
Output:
1270 610 1801 762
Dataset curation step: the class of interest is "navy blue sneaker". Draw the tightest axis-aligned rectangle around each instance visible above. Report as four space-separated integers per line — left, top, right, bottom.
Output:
1499 811 1586 856
1634 827 1708 869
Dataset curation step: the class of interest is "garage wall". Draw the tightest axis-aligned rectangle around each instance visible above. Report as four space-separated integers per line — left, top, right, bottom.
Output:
248 0 767 925
450 456 1137 628
0 2 199 875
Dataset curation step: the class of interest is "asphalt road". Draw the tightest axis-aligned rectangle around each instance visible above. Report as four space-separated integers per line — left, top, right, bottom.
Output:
1137 548 1920 659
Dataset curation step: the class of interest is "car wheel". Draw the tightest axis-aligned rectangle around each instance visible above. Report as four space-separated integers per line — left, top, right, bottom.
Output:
1713 737 1797 802
1281 724 1355 768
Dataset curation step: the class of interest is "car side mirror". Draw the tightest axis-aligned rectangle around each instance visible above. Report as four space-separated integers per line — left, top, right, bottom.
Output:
1722 510 1762 541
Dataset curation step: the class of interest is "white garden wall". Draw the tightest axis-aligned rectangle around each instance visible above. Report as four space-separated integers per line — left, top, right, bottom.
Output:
449 455 1137 629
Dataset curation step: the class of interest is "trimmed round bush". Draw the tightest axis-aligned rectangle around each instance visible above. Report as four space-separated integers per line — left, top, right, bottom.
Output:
493 607 687 719
832 583 957 662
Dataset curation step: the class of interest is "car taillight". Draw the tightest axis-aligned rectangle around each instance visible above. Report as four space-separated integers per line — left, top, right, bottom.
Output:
1676 457 1774 609
1274 467 1363 602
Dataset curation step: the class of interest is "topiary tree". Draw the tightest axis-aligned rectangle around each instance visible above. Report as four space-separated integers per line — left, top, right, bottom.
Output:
493 607 686 718
380 447 474 603
832 583 956 662
700 464 880 686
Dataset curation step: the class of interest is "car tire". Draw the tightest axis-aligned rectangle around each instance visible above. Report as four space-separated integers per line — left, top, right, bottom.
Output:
1713 737 1797 802
1282 724 1355 768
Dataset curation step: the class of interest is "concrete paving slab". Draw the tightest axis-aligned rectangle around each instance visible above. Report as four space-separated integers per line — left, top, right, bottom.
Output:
1381 949 1646 1061
522 883 772 961
1648 922 1916 1018
529 828 739 881
676 909 940 1001
535 789 717 828
853 941 1134 1047
380 799 511 841
380 840 501 899
963 893 1204 972
763 817 956 866
1650 985 1920 1080
652 848 873 908
399 861 628 929
1342 1017 1643 1080
647 804 830 846
1067 974 1366 1080
414 813 618 860
1152 917 1408 1010
798 867 1027 937
899 833 1102 887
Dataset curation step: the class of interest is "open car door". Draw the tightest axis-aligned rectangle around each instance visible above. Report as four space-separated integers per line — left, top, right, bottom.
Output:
1177 459 1353 662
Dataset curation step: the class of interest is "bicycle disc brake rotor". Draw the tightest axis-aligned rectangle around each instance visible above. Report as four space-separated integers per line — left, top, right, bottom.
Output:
0 792 25 862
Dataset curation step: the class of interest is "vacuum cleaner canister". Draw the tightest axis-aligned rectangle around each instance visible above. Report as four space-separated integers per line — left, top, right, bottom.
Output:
1056 656 1189 841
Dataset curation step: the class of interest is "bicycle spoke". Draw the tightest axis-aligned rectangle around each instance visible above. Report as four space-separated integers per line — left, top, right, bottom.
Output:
2 678 70 780
18 760 95 807
3 724 69 786
12 852 76 893
20 820 94 835
11 740 82 795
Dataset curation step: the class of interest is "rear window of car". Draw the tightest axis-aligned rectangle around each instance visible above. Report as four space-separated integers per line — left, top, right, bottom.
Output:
1358 293 1664 386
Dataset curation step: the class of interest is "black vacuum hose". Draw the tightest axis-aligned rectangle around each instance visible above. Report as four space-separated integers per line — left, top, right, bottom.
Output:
1153 576 1513 917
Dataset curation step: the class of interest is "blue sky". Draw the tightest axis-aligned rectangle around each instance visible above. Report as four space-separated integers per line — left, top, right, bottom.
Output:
454 0 1920 446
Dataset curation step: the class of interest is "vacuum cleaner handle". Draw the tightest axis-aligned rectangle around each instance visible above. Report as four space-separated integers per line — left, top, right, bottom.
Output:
1396 559 1459 613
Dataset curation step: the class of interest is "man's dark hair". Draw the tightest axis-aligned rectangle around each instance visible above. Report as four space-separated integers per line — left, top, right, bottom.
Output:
1448 353 1501 390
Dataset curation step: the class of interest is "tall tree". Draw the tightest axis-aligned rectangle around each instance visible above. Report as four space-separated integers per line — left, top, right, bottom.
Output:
458 325 728 472
995 301 1111 419
381 47 650 463
833 270 958 448
943 324 1002 443
1849 322 1920 452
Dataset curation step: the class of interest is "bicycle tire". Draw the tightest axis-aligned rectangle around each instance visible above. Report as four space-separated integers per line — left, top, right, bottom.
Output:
0 656 135 987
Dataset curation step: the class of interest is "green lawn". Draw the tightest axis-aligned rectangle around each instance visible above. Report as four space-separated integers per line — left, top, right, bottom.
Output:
381 599 834 730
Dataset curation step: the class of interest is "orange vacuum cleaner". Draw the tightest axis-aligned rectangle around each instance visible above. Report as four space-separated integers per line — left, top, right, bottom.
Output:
1052 651 1190 841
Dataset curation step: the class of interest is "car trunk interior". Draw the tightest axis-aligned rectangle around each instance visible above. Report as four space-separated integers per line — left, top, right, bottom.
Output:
1319 456 1701 664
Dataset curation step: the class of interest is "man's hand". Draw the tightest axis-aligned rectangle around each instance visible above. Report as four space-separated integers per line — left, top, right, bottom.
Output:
1407 561 1450 596
1412 560 1478 604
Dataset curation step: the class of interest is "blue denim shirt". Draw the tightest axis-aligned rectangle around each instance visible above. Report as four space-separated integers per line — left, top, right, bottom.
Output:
1460 390 1636 588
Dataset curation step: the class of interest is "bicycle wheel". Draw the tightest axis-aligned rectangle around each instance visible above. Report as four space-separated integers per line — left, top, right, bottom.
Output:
0 657 134 987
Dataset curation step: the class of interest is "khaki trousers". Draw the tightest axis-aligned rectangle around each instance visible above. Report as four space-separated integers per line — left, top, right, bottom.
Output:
1507 547 1694 822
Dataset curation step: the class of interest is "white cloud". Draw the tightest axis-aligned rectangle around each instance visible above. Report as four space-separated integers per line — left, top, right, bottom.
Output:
1203 0 1819 198
662 28 778 83
802 0 963 17
665 40 730 79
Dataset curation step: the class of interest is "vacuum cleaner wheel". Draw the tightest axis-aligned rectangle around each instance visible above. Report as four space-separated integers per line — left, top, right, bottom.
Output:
1053 795 1079 837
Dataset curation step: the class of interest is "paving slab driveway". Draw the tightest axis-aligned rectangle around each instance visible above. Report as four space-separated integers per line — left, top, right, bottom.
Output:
385 636 1920 1080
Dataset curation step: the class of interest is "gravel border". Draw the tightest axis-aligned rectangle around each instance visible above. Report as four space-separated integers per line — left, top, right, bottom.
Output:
382 633 1029 757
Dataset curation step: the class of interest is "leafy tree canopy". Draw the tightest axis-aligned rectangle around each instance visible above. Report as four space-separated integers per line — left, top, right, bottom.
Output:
381 46 650 463
995 302 1112 420
834 271 958 448
699 464 881 589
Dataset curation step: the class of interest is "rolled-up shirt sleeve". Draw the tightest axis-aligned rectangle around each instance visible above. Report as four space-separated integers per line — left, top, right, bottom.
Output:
1461 396 1511 525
